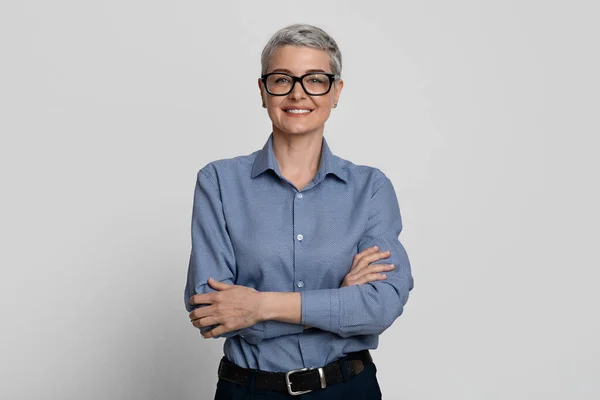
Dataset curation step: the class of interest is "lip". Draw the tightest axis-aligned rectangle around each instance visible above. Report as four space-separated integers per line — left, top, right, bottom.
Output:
282 106 314 111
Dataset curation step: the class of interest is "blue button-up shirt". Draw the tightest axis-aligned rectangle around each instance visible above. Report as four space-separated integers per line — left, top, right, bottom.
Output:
184 133 414 372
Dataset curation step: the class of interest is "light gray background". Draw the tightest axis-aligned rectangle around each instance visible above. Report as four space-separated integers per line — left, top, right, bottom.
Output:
1 1 599 399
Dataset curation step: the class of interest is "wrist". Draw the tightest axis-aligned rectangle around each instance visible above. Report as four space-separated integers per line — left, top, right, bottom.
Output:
258 292 302 324
257 291 274 322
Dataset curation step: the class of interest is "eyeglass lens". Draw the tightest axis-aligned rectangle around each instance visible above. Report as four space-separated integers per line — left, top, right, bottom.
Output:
265 74 331 95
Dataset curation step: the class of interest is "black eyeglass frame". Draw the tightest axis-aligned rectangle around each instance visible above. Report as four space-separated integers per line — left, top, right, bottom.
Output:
260 72 341 96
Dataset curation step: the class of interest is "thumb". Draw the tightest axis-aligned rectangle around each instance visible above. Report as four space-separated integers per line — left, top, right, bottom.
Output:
207 278 233 290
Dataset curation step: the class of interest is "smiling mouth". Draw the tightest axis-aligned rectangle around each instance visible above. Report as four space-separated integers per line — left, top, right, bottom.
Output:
284 109 313 114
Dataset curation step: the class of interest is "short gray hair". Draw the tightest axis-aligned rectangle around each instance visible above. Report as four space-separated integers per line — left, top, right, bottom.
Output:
261 24 342 77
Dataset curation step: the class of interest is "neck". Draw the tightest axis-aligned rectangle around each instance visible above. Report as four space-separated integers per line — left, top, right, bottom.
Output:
271 127 324 179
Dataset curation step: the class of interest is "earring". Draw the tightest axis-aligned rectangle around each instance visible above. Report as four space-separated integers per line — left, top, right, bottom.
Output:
262 102 266 108
333 103 338 108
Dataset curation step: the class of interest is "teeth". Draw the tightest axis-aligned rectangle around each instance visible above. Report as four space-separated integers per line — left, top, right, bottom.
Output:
285 109 311 114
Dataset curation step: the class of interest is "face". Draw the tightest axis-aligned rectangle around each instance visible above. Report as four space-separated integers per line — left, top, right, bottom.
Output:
258 45 343 137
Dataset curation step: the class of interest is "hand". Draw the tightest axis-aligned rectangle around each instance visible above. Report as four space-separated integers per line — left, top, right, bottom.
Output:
341 246 395 287
188 278 263 338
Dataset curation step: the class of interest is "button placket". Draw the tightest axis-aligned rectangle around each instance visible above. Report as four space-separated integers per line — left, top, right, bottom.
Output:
292 187 314 367
293 190 305 295
295 192 303 241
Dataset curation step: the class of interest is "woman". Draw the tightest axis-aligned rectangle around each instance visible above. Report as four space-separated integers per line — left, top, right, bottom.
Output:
184 24 414 399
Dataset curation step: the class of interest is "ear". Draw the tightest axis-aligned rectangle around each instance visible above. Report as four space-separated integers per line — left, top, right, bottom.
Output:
332 79 344 108
258 78 267 108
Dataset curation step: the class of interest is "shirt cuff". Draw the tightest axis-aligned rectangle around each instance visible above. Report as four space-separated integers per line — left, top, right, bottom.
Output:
301 288 340 333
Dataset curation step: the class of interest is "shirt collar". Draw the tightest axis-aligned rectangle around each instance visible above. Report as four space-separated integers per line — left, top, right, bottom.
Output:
251 132 348 183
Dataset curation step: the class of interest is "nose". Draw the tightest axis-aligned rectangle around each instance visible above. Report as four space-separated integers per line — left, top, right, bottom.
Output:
288 78 306 100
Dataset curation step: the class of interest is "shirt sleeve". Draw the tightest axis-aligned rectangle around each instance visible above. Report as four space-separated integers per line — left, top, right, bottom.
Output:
184 167 303 344
300 173 415 338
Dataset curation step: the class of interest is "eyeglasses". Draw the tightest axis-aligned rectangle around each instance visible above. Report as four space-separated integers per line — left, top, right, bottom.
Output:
260 72 340 96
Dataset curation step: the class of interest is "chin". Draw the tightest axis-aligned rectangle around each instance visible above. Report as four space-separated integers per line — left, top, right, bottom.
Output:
280 125 321 136
276 120 325 136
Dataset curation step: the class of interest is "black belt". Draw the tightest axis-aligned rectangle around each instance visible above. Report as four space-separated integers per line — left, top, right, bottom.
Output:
217 350 373 396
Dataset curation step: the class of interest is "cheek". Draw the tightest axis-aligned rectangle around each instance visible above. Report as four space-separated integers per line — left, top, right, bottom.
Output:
314 99 333 117
315 95 334 110
265 100 283 119
267 104 280 121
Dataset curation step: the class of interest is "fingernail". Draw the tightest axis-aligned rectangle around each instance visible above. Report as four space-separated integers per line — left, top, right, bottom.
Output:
372 245 378 249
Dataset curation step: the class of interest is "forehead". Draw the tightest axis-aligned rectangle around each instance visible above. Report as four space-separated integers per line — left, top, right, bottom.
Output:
268 45 331 75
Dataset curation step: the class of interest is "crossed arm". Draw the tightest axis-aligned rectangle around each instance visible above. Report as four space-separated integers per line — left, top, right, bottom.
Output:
184 168 414 344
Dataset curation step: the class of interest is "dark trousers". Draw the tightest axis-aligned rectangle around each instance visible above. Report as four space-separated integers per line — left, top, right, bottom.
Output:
213 360 382 399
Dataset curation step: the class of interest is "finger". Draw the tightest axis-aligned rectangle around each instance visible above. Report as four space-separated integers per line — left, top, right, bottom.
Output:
205 324 231 338
350 246 380 270
189 293 214 306
352 251 391 273
359 245 380 255
192 316 219 328
356 246 379 259
354 246 380 263
367 263 395 273
189 305 215 321
363 250 391 264
207 278 234 290
357 273 387 285
353 264 394 282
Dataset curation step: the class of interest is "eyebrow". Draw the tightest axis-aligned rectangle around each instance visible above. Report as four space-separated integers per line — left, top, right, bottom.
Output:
269 68 329 74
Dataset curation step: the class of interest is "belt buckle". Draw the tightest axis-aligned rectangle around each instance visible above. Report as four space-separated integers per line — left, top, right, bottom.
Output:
285 366 326 396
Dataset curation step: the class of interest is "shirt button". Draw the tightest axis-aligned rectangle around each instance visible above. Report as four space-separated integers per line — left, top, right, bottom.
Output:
296 193 303 199
297 280 304 288
297 234 303 241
